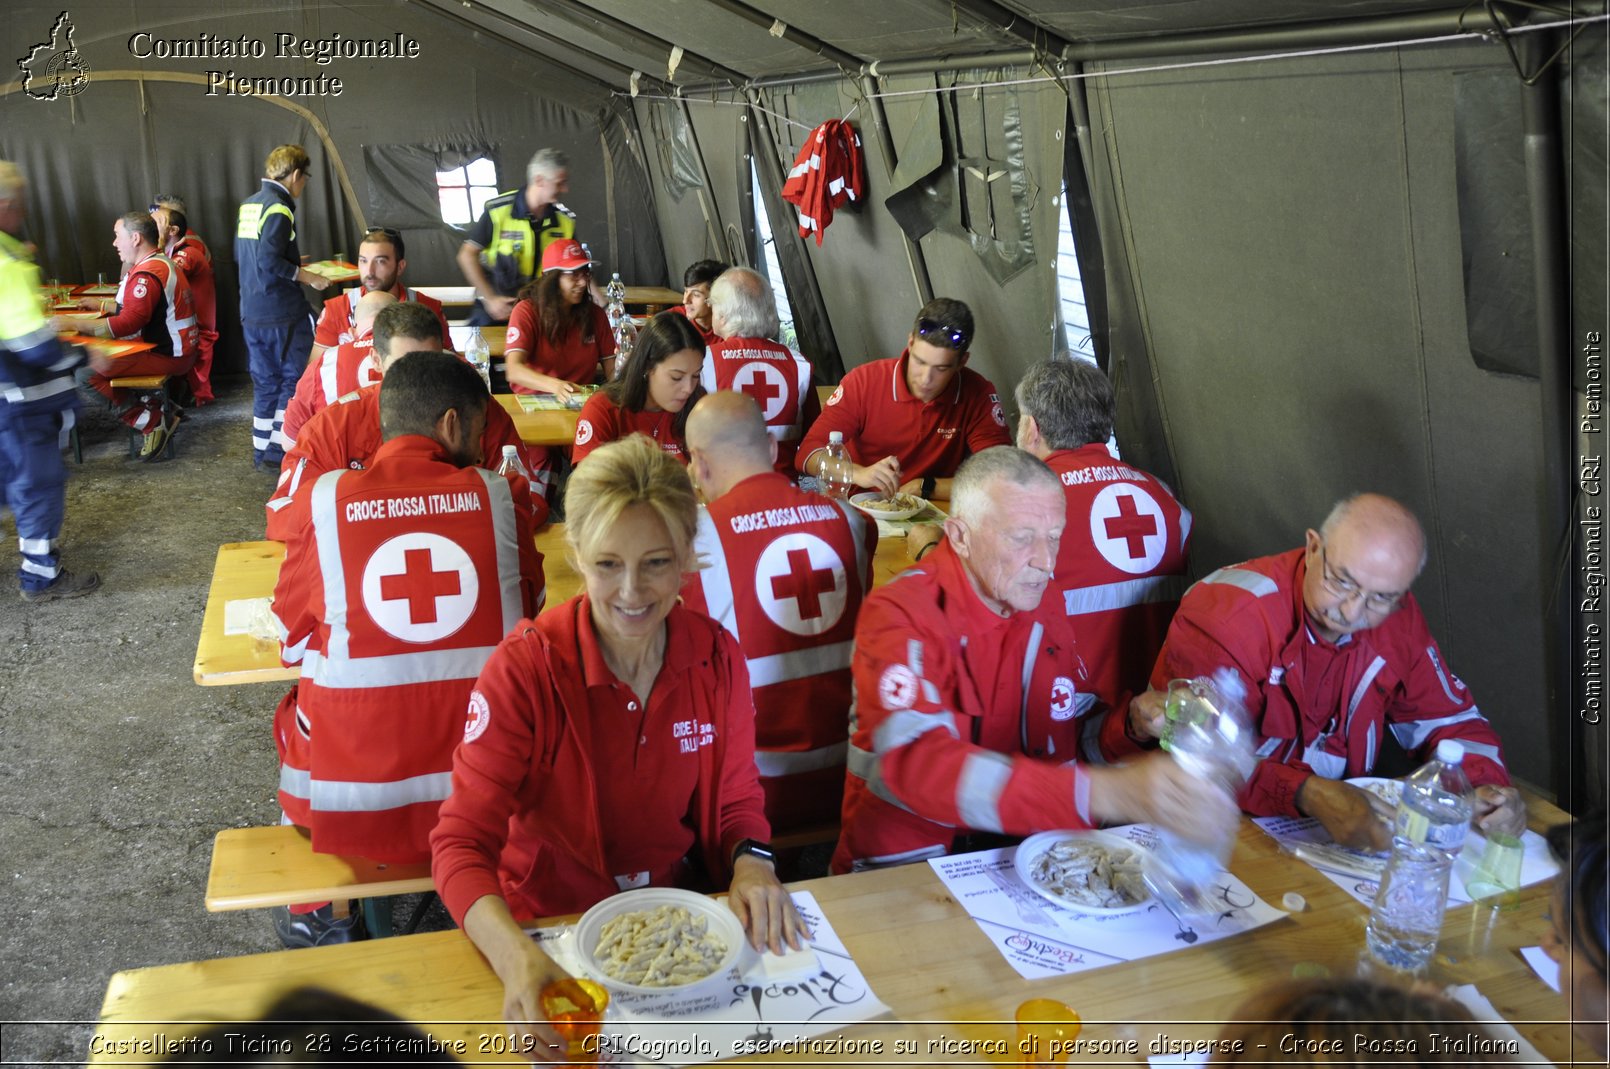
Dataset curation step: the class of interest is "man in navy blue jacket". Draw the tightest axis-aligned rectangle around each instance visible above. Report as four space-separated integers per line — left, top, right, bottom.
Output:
235 144 331 469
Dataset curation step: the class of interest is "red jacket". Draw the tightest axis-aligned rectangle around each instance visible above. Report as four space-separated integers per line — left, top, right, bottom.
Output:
168 232 216 333
833 541 1099 874
314 285 452 350
1036 444 1192 759
110 252 197 359
281 336 379 448
781 119 864 245
681 474 877 833
270 435 544 862
799 354 1009 486
1151 548 1511 818
699 337 819 475
430 599 772 924
266 385 548 541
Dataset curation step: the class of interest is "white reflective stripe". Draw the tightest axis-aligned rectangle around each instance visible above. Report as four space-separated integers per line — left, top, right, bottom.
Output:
1389 708 1491 753
278 765 452 812
846 741 922 815
21 558 58 578
1256 737 1282 758
1460 740 1503 764
18 537 54 555
318 348 340 404
303 645 500 688
1345 656 1387 737
1426 645 1462 705
253 416 275 429
830 499 873 591
474 467 528 632
765 424 802 441
1073 772 1091 825
3 322 57 350
747 639 852 687
690 509 737 632
267 459 308 513
1178 505 1193 551
1302 744 1347 779
955 751 1013 832
310 470 352 662
1062 574 1187 616
754 741 847 777
294 704 312 737
1365 722 1378 769
1200 566 1278 598
871 708 958 754
851 844 948 871
2 377 77 403
132 408 154 431
906 637 924 678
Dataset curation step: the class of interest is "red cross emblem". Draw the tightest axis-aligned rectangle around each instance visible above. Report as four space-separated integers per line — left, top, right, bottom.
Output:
1088 484 1167 575
754 532 849 636
360 532 480 643
1049 676 1076 721
380 547 462 624
734 362 788 420
770 547 836 620
1104 493 1158 559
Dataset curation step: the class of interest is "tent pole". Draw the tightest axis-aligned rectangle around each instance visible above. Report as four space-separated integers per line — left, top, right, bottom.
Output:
1519 28 1581 809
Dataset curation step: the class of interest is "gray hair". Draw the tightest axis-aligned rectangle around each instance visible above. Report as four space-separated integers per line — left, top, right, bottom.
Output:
950 447 1062 526
0 161 25 202
1015 356 1114 450
526 148 569 184
709 267 779 339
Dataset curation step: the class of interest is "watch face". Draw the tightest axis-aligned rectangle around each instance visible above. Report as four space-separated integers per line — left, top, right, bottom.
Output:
740 840 775 862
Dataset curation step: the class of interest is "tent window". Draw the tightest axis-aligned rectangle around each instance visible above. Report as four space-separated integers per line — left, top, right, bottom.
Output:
750 158 798 349
436 156 498 226
1055 184 1097 365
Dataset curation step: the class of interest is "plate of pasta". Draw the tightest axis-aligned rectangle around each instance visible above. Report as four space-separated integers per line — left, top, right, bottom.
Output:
849 492 929 522
574 888 745 998
1014 829 1153 916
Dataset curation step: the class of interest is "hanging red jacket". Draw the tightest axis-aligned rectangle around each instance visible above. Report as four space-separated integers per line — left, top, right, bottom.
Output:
681 474 877 833
270 434 544 862
781 119 864 245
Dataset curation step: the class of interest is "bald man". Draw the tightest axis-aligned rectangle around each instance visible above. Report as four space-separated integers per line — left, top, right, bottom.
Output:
1135 493 1524 851
281 290 396 450
681 391 876 834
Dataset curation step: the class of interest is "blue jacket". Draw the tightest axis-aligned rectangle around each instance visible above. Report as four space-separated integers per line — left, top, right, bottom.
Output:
0 230 80 417
234 179 311 324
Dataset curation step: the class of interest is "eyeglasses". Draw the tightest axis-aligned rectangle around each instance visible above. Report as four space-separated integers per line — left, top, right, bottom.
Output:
1316 543 1405 614
562 266 593 278
916 317 969 351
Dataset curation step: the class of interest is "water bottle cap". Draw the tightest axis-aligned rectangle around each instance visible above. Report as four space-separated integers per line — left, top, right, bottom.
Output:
502 445 519 457
1434 739 1465 764
829 431 844 444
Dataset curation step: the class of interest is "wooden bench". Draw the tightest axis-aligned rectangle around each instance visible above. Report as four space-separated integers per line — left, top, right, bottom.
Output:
206 825 433 936
72 374 177 461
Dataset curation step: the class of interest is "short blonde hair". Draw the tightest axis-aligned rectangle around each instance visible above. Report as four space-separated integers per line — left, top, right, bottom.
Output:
264 144 311 181
564 434 698 569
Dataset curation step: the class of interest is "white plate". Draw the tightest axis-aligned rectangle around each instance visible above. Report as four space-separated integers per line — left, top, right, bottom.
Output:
1014 829 1153 916
573 887 745 999
849 492 928 522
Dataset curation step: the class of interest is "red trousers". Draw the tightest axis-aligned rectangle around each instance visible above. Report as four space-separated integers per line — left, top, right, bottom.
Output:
85 350 196 429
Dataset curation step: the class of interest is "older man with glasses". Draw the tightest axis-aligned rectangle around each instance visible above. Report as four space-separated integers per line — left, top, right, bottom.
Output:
1130 492 1524 851
798 297 1009 498
308 227 451 365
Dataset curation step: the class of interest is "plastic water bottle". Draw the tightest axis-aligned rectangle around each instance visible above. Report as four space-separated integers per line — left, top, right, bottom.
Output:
606 272 626 304
1145 671 1255 915
819 431 855 500
465 328 492 391
1365 740 1473 971
611 316 638 378
494 444 528 480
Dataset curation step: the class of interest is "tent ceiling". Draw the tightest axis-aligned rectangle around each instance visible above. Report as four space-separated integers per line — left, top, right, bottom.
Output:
445 0 1491 92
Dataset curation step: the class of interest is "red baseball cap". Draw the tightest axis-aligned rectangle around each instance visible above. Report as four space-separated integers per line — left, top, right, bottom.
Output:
541 238 594 273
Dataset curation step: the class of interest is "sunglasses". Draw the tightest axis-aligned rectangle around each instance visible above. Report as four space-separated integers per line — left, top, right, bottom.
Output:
363 226 403 242
916 317 969 351
148 195 182 213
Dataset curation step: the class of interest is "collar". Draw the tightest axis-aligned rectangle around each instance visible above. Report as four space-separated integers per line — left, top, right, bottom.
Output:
371 433 452 465
514 193 559 224
890 350 963 406
575 596 696 690
1047 442 1118 466
263 178 291 198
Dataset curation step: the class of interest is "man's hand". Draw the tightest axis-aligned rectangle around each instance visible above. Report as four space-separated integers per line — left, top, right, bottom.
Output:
296 268 332 292
727 854 807 955
1296 776 1394 852
852 456 901 497
87 350 115 375
1473 785 1526 837
1086 753 1239 848
484 295 517 322
905 523 943 561
1126 689 1167 741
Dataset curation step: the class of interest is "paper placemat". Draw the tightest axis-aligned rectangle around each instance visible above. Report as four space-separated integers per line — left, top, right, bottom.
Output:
1445 984 1552 1065
532 890 888 1064
929 826 1286 980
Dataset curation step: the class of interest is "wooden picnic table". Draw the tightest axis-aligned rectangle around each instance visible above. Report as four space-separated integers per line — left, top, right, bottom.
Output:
492 392 579 447
90 793 1577 1065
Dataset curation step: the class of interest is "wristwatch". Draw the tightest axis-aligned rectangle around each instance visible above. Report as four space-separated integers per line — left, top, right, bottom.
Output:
732 838 776 866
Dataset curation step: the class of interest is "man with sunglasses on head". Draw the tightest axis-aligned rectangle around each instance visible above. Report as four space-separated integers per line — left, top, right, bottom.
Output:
457 148 576 326
1128 493 1524 852
150 195 218 406
798 298 1009 498
309 227 451 366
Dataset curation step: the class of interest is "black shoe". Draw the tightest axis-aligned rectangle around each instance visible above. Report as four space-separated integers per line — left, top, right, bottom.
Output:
20 569 101 603
271 903 366 949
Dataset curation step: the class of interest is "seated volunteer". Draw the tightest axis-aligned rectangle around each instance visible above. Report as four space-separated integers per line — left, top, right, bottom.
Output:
798 297 1009 498
431 434 803 1045
503 238 614 401
666 258 727 348
269 351 544 947
833 447 1236 873
149 196 218 406
267 303 548 541
309 226 452 363
570 312 704 466
1134 493 1522 851
65 211 197 461
281 289 394 449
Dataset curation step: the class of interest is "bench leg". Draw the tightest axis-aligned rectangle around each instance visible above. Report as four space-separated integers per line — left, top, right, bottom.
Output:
361 896 394 939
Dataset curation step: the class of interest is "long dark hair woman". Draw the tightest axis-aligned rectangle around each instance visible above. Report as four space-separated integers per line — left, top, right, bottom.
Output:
570 310 705 465
504 238 614 401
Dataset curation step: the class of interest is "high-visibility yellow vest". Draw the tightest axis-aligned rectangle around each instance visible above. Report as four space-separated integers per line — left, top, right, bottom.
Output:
479 192 575 295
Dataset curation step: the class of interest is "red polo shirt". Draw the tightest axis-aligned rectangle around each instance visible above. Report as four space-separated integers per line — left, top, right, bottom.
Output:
798 352 1009 484
572 391 686 465
313 285 453 350
505 299 616 390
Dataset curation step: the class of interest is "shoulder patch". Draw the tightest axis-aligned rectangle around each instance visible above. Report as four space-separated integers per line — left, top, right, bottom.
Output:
463 690 491 743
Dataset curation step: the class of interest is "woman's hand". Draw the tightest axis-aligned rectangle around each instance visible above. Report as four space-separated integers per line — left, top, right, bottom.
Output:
464 895 571 1063
727 855 807 955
